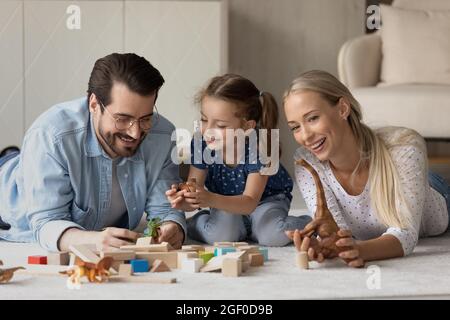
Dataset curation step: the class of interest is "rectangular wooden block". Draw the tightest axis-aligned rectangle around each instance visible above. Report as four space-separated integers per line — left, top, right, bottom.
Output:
130 259 149 273
69 245 100 264
27 255 47 265
214 241 234 247
47 252 70 265
120 242 169 252
237 245 260 253
177 251 198 269
119 263 133 276
232 242 249 247
242 261 250 272
182 245 205 252
222 257 242 277
249 253 264 267
135 252 178 269
181 258 204 273
259 247 269 261
204 246 216 253
136 237 155 246
100 250 136 261
214 247 236 256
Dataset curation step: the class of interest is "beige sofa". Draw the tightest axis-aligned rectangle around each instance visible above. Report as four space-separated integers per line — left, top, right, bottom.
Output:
338 0 450 139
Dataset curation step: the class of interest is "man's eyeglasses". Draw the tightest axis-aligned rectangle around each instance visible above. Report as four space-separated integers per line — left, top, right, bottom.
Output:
97 99 159 131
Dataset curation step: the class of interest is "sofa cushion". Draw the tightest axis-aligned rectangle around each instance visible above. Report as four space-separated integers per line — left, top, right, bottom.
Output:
352 84 450 138
380 4 450 86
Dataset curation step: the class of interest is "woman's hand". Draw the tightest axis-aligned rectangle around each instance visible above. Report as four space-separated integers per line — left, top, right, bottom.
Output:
285 229 326 262
335 229 365 268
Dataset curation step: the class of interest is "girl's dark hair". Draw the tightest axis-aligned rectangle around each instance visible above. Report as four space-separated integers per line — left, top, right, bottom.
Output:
196 73 279 155
87 53 164 108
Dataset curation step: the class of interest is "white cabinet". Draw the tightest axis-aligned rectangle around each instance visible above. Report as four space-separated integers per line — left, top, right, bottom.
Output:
125 1 227 132
24 0 123 129
0 1 24 149
0 0 227 150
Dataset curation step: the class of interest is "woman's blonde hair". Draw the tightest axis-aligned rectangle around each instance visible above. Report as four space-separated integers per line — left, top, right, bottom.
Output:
284 70 427 229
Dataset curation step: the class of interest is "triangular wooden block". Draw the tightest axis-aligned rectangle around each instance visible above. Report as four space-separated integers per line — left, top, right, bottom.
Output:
150 259 171 272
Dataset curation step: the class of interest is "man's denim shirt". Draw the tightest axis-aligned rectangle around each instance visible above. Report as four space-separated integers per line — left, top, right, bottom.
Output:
0 97 186 251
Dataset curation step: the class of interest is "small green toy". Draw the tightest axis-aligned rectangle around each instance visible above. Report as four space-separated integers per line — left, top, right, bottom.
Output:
144 217 162 239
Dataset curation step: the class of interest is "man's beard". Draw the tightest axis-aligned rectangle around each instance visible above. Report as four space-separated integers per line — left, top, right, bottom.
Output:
99 124 146 158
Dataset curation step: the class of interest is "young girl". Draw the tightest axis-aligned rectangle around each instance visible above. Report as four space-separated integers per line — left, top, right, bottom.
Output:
283 70 449 267
166 74 311 246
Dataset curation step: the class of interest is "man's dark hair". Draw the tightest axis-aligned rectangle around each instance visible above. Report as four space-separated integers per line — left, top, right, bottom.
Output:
87 53 165 108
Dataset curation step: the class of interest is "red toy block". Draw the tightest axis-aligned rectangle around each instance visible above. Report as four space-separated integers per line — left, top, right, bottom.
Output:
28 255 47 265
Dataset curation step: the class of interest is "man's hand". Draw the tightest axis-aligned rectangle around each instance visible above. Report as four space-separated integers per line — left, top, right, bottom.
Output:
96 227 140 251
157 221 184 249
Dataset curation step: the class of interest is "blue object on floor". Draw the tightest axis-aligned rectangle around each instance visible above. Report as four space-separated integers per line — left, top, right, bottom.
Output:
259 247 269 261
130 259 149 273
214 247 236 256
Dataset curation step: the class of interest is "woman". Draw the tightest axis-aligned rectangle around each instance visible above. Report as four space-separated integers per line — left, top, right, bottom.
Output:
283 70 449 267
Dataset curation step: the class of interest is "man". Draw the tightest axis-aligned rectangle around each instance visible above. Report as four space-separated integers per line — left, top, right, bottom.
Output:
0 53 185 252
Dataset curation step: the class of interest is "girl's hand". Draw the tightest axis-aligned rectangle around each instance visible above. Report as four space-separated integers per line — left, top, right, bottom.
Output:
335 229 365 268
184 187 214 209
285 229 325 262
165 184 186 209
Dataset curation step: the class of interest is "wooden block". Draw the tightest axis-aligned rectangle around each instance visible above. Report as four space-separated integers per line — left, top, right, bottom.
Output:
177 252 198 269
249 253 264 267
69 245 100 264
150 259 171 272
181 258 204 273
237 245 260 253
296 252 309 270
135 252 178 269
199 252 215 264
214 242 234 247
118 264 133 276
27 255 47 265
136 237 154 246
214 247 236 256
100 250 136 261
222 257 242 277
204 246 216 253
232 242 249 247
110 260 123 272
47 252 70 265
68 253 82 266
182 245 205 252
110 275 176 284
259 247 269 261
120 242 169 252
130 259 149 273
242 261 250 272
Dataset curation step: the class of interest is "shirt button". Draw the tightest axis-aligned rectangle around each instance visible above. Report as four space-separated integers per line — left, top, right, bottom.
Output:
124 174 128 178
133 207 136 211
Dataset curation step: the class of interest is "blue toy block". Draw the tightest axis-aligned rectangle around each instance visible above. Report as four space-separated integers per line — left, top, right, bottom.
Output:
214 247 236 256
259 247 269 261
130 259 149 273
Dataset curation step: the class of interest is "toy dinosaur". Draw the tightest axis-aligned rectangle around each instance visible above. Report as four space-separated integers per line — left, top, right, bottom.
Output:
144 217 163 240
295 159 351 258
177 178 197 193
60 256 113 288
0 260 25 284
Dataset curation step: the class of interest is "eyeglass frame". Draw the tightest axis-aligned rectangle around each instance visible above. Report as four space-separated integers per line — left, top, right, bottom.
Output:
96 97 159 131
